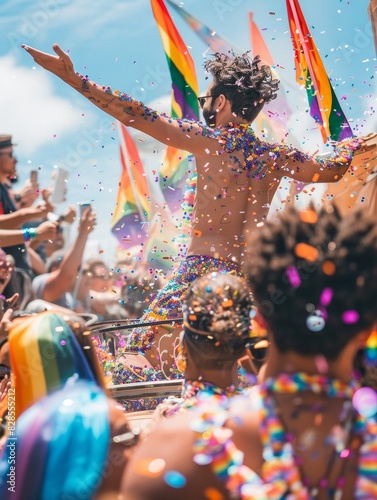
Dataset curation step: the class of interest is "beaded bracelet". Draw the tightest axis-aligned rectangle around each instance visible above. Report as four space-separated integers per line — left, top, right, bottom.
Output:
22 228 37 242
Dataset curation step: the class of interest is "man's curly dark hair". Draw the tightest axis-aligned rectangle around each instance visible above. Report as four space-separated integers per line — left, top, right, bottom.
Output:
244 205 377 359
204 52 279 123
182 273 253 366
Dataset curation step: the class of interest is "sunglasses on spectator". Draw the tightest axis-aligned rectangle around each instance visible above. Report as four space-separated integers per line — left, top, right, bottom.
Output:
83 271 113 280
0 152 15 158
245 338 270 361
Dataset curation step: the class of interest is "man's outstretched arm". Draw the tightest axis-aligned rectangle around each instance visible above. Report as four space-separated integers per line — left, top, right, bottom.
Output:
22 44 216 156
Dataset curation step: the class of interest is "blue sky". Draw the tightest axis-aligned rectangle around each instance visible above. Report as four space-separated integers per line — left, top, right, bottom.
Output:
0 0 375 265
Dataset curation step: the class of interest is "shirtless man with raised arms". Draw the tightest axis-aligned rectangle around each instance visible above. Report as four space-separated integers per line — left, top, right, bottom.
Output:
22 44 375 374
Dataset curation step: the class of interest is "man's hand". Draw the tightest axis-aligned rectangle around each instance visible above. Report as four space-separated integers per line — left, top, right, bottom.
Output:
61 205 76 224
35 220 58 242
0 303 16 342
22 43 78 87
78 207 97 235
24 202 51 221
15 179 39 208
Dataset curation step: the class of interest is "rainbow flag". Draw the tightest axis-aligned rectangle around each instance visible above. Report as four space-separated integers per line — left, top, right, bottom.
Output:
151 0 200 214
164 1 293 141
8 312 95 418
286 0 353 142
151 0 199 121
112 123 154 247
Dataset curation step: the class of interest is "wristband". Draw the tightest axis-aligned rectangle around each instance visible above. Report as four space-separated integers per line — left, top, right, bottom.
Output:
22 228 37 242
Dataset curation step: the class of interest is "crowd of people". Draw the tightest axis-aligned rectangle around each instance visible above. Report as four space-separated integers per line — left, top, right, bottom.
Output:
0 42 375 499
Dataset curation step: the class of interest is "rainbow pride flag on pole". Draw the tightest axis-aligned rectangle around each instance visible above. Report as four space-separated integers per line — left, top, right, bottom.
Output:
151 0 200 213
111 123 153 247
151 0 199 121
286 0 353 142
164 1 292 142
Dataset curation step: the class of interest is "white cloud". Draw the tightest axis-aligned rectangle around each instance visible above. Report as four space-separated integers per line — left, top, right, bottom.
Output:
0 54 86 154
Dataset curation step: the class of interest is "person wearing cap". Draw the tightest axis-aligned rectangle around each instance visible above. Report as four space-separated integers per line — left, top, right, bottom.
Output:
0 135 39 209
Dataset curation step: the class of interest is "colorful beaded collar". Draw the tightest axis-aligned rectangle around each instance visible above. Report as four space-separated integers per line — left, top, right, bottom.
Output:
192 372 377 499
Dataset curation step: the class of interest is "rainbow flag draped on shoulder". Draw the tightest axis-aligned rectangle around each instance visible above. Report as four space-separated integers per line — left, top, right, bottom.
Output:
286 0 353 142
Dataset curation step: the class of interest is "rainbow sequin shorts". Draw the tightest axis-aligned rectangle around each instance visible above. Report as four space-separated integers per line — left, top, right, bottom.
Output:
125 255 242 353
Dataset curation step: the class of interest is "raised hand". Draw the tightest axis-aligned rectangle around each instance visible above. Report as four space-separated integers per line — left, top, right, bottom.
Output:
35 220 59 242
78 206 97 235
16 179 40 208
22 44 78 87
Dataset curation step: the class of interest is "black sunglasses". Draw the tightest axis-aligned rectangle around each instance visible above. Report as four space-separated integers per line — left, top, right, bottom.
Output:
197 95 217 109
245 338 270 361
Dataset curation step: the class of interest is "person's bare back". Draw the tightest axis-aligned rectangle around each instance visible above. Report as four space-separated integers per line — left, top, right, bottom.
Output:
189 151 277 263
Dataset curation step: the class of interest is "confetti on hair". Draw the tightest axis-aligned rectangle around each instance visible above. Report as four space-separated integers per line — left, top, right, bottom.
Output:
319 287 333 307
299 209 318 224
322 261 336 276
294 243 318 261
286 265 301 288
342 310 359 324
306 310 326 332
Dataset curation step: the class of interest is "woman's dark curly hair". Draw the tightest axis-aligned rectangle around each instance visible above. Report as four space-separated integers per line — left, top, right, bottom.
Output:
244 205 377 359
204 52 279 123
182 273 253 365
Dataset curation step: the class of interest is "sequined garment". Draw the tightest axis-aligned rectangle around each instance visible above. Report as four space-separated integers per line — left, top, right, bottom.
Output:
202 123 361 179
125 255 242 353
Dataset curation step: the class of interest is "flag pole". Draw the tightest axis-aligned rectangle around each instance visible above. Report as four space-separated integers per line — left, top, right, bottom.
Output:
368 0 377 55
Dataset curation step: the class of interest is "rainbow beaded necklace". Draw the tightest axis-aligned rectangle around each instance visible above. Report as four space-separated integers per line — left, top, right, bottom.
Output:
192 372 377 499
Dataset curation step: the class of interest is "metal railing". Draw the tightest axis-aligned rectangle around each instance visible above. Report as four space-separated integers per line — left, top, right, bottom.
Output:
90 318 184 407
